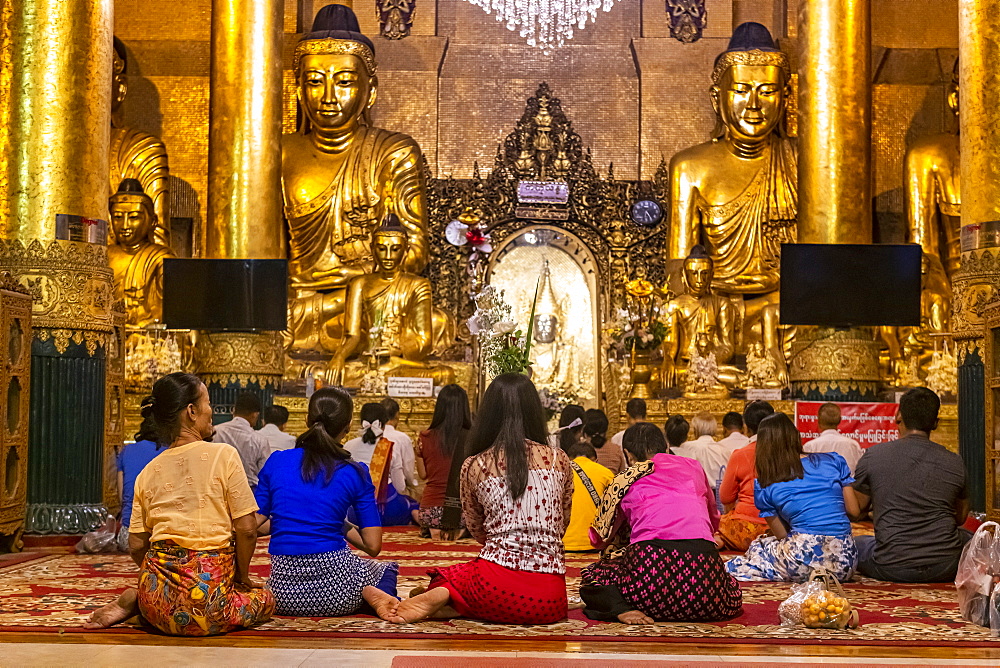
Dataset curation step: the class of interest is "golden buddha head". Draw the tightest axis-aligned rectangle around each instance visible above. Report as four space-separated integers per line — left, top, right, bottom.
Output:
111 37 128 114
371 214 408 272
295 4 378 132
683 245 714 297
110 179 157 250
710 22 790 142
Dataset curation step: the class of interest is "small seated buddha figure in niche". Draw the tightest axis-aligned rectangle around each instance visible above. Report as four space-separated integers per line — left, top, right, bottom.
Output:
109 37 171 248
107 179 176 328
282 4 434 357
906 59 960 281
661 246 741 396
667 21 795 384
327 216 455 386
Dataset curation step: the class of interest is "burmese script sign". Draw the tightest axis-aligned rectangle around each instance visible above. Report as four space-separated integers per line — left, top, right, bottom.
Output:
387 376 435 398
794 401 899 448
517 180 569 205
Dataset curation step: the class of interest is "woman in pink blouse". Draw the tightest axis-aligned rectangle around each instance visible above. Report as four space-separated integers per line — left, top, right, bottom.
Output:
369 373 574 624
581 422 743 624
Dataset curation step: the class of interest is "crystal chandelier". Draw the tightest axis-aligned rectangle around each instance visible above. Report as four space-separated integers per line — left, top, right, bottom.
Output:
467 0 620 52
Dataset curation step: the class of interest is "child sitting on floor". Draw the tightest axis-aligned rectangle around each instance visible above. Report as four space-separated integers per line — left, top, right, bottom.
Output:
563 441 614 552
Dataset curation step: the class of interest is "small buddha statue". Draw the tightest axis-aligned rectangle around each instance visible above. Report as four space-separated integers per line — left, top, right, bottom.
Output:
109 37 171 248
905 59 960 280
283 4 430 355
327 216 453 385
107 179 176 328
661 246 740 392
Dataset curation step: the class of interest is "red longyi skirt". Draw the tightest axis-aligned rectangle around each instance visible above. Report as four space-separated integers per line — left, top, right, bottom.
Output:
427 557 568 624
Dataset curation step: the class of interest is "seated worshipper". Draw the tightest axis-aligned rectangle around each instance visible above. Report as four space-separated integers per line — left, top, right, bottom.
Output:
717 400 774 551
550 403 585 449
725 413 860 583
85 373 274 634
254 387 398 616
115 414 165 552
344 402 418 526
563 441 615 552
212 391 270 490
586 408 627 474
718 411 749 452
368 373 574 625
416 385 472 540
853 387 970 582
674 412 732 492
381 397 418 494
611 398 647 447
664 414 689 454
581 422 743 624
803 402 865 474
259 405 296 454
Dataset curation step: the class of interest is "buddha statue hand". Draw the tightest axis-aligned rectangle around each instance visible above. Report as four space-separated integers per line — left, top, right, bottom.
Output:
325 355 348 387
660 355 677 389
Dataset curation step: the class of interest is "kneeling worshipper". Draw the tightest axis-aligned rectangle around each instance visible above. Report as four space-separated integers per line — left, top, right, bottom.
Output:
563 440 615 552
416 384 472 540
115 414 164 552
716 400 774 550
726 413 861 583
367 373 575 624
254 387 399 616
85 373 275 635
580 423 743 624
345 402 419 526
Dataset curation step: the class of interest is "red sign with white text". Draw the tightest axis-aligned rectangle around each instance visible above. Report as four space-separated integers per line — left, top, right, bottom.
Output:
794 401 899 448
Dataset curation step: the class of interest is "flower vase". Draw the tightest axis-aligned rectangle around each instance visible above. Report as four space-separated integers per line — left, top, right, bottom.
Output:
629 348 654 399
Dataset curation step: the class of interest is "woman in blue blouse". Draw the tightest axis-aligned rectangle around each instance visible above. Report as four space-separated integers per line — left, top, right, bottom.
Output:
255 387 399 616
725 412 861 583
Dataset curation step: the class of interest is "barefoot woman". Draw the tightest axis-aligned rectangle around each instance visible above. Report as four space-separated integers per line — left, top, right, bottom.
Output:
371 373 574 624
85 373 275 635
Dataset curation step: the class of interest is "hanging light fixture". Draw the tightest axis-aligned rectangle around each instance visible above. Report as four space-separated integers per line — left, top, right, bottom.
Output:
466 0 620 52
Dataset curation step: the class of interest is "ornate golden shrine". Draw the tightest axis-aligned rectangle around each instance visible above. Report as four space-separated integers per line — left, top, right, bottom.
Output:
0 274 31 551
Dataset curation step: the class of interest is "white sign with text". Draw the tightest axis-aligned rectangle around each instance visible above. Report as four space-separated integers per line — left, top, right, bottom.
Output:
746 388 783 401
387 376 435 398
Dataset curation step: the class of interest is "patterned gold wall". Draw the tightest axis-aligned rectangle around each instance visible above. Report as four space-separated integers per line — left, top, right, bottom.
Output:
112 0 959 252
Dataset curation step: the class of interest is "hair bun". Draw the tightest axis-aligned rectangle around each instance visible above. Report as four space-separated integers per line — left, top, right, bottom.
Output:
139 395 155 419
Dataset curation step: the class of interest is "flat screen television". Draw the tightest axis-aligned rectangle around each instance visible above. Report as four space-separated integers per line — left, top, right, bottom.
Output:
779 244 921 327
162 259 288 331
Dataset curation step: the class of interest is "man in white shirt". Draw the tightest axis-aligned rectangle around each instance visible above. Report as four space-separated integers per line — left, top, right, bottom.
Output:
212 392 271 489
717 411 749 452
611 398 647 446
673 412 733 489
803 402 865 473
259 405 296 454
380 397 418 491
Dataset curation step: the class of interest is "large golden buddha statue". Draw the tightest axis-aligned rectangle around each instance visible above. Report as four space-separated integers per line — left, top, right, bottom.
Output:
328 216 453 385
282 4 429 356
110 38 171 248
905 60 960 280
107 179 176 328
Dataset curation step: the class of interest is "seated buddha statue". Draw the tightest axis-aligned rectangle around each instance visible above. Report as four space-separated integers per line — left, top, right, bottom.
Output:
107 179 176 328
327 216 454 385
110 37 171 248
282 4 430 356
661 246 741 394
667 22 795 383
906 59 960 280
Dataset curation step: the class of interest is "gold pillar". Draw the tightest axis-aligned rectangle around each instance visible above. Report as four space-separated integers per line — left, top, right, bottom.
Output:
205 0 285 260
796 0 872 244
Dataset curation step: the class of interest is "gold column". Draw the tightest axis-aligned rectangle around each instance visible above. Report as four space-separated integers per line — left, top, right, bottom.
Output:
796 0 872 244
205 0 285 260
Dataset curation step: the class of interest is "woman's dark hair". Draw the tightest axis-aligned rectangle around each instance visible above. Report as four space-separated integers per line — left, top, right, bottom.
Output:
140 372 204 443
664 414 690 450
133 415 164 450
622 422 667 462
468 373 548 499
360 402 388 445
583 408 609 450
565 440 597 461
558 404 586 451
297 387 355 484
429 384 472 458
755 412 805 488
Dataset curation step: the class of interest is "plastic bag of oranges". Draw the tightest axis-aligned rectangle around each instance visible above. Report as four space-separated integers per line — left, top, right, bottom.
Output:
778 567 859 630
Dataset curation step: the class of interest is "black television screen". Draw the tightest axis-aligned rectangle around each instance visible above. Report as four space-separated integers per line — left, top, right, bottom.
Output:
162 259 288 331
779 244 921 327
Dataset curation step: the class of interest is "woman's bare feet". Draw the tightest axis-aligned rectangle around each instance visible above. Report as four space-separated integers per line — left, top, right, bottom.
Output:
408 585 426 598
391 587 451 623
617 609 655 625
568 600 586 610
362 586 403 623
83 588 139 629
